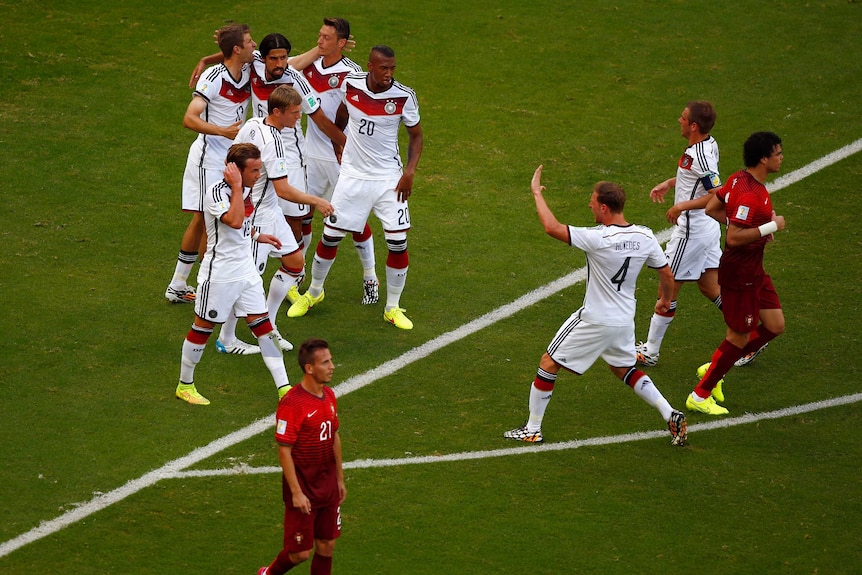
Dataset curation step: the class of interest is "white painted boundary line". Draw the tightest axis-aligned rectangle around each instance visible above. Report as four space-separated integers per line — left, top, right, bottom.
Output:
169 392 862 478
2 138 860 560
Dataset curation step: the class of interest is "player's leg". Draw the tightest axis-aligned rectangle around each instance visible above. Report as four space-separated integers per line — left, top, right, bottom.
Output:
375 181 412 328
734 276 783 365
639 279 682 365
354 223 379 305
239 277 291 398
262 506 314 574
309 503 341 575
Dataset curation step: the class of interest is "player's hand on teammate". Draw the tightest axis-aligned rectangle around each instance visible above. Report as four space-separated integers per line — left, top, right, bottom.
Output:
189 59 207 88
256 233 282 249
221 120 243 140
665 204 683 224
315 198 335 218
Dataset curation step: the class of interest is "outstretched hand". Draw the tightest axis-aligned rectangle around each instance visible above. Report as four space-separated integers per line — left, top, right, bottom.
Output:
531 165 545 195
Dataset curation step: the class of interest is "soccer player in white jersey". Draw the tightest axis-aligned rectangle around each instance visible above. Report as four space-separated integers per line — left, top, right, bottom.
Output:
191 32 346 299
504 166 687 446
288 45 423 330
636 101 727 367
296 18 380 305
218 86 335 354
166 24 255 305
175 144 292 406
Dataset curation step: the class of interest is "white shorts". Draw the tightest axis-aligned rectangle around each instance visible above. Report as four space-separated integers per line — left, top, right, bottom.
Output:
279 166 311 218
250 215 301 275
195 275 267 323
306 157 340 201
182 140 224 212
665 229 721 281
326 174 409 234
546 310 636 373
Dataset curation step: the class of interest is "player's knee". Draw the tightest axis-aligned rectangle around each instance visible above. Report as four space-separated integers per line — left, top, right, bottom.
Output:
384 231 407 253
315 539 336 556
290 550 312 564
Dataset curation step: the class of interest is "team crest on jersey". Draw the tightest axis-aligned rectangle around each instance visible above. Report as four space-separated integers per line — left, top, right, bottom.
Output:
735 205 751 221
276 418 287 434
384 101 397 114
678 154 693 169
328 75 340 88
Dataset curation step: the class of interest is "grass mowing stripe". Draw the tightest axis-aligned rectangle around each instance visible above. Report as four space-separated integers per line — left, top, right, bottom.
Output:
1 138 859 559
166 391 862 477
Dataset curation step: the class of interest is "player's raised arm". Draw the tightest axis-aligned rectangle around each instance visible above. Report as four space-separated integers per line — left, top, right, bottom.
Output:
530 165 569 243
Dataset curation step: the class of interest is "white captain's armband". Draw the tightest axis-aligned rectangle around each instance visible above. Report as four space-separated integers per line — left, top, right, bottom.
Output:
700 173 722 190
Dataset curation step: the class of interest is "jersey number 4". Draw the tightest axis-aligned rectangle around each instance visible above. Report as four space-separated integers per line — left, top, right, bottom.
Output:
611 257 631 292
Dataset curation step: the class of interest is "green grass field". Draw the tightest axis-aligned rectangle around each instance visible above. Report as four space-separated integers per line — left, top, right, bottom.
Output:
1 1 861 573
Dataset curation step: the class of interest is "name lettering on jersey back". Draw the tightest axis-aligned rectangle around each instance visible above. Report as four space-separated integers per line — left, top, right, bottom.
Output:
345 84 407 116
615 240 641 251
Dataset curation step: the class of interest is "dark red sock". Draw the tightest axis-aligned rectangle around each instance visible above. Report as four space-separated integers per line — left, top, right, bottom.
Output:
268 550 298 575
310 554 333 575
694 339 744 398
740 325 778 355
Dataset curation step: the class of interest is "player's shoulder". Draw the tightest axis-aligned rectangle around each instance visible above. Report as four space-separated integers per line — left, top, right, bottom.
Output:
390 79 417 98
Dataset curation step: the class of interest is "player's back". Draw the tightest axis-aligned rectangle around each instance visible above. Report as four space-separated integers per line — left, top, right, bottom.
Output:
570 224 666 326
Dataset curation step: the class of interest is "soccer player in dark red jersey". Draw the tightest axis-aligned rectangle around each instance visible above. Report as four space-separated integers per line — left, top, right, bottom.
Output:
687 132 787 415
259 338 345 575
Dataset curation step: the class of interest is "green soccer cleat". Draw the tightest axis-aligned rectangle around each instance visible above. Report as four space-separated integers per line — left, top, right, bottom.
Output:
696 362 725 402
287 289 325 318
277 384 291 399
685 393 728 415
383 307 413 330
176 383 210 406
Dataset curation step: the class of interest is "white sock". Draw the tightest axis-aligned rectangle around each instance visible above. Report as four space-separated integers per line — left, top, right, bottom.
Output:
219 313 239 344
385 265 408 310
646 312 674 355
631 373 674 421
309 253 336 298
257 331 290 391
354 236 376 279
180 338 206 383
527 383 554 431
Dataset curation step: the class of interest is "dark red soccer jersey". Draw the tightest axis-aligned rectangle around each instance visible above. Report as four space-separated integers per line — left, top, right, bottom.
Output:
717 170 774 288
275 386 340 508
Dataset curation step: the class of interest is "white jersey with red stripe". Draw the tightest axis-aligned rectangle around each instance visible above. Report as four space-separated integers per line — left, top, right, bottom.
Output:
198 179 257 283
338 72 420 180
302 55 363 162
250 52 321 168
234 117 289 226
191 63 252 170
568 223 667 326
674 136 721 238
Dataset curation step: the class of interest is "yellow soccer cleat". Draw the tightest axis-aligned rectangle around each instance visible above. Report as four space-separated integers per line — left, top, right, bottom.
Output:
176 383 210 406
383 307 413 330
277 384 292 399
685 393 728 415
286 285 301 305
287 289 325 318
696 362 725 402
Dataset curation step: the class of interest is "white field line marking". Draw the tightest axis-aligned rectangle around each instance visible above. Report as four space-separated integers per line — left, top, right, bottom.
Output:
169 392 862 478
2 138 860 560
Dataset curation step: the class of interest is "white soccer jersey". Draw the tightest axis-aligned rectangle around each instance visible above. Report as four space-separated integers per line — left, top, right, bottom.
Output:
191 64 252 169
569 224 667 326
338 72 421 180
234 117 289 226
674 136 721 237
250 53 321 168
197 179 257 283
302 55 363 162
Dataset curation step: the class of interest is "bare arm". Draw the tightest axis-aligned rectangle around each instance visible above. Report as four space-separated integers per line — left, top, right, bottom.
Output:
725 214 785 248
334 431 346 504
287 46 320 71
666 189 720 224
278 444 311 514
654 264 675 314
188 52 224 88
219 163 246 229
530 165 569 243
705 192 727 224
308 108 346 149
395 123 423 203
272 178 333 216
649 177 675 203
183 96 242 139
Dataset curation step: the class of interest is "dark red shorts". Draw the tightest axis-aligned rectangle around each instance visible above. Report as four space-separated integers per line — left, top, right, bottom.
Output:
721 274 781 333
282 503 342 552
